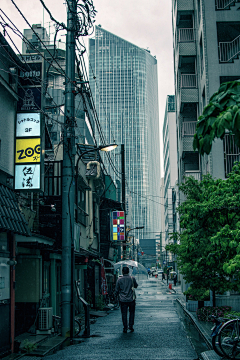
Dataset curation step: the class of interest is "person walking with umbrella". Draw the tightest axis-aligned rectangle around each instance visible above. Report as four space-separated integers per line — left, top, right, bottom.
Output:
115 266 138 333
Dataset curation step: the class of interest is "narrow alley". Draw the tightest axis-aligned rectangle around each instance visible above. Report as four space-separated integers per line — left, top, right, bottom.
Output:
44 278 199 360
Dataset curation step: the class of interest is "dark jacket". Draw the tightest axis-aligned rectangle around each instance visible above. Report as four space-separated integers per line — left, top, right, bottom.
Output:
115 274 138 302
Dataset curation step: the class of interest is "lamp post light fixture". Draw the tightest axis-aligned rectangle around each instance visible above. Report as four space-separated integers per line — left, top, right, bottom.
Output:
76 143 118 171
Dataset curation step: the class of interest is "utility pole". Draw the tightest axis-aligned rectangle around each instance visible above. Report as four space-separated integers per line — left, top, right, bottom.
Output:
61 0 77 337
121 144 126 260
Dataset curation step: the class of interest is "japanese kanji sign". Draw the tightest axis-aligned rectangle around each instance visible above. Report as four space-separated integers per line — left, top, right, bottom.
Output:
15 164 40 189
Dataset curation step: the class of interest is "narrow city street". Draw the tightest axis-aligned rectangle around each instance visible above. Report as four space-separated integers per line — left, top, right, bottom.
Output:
45 278 200 360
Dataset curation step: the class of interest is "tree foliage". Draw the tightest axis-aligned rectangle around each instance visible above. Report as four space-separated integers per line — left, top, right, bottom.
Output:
166 163 240 299
193 80 240 155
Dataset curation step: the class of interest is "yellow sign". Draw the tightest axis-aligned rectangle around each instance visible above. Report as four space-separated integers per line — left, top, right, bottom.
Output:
15 138 41 163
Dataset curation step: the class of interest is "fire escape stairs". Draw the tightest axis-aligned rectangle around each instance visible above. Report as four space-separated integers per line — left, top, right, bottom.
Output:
219 34 240 63
216 0 240 10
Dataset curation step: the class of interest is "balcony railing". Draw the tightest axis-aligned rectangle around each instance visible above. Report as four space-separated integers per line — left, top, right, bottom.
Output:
184 170 201 181
216 0 236 9
181 74 197 88
219 35 240 62
178 28 194 42
182 121 197 136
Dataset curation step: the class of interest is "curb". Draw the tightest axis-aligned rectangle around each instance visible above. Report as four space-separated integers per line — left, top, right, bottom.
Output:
176 298 212 350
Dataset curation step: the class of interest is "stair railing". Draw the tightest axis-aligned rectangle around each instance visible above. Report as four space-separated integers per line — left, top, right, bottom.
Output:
219 35 240 62
216 0 236 9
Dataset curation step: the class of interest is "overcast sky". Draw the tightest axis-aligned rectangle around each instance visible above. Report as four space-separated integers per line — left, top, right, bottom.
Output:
1 0 175 175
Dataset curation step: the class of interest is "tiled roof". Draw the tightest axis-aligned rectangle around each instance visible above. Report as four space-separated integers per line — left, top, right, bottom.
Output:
0 185 31 236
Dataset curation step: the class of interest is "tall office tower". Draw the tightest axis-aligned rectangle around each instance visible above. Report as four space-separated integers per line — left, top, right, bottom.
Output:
172 0 240 185
162 96 178 246
89 26 161 239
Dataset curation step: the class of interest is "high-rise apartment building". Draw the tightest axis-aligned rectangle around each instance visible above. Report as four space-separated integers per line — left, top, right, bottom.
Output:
162 95 178 245
172 0 240 185
89 26 161 238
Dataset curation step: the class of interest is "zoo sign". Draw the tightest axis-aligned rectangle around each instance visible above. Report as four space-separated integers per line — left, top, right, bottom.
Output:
15 138 41 163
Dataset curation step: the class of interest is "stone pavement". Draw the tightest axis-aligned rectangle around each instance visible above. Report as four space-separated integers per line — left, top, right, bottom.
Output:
44 278 198 360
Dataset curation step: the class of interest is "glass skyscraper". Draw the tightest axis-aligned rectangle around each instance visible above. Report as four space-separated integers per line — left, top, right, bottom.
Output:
89 26 161 239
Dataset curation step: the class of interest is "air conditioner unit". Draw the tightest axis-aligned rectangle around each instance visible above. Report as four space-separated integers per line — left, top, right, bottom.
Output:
38 307 53 330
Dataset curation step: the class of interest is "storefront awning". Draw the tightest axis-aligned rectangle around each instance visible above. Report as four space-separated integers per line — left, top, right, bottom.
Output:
0 184 31 236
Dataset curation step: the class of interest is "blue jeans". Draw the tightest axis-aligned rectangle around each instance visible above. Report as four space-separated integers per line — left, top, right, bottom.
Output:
120 300 136 329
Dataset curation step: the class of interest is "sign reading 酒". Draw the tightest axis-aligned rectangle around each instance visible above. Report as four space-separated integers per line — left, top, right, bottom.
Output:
16 113 41 137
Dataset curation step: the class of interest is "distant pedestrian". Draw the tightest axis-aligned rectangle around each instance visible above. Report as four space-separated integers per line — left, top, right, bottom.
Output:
173 273 177 286
166 268 169 284
162 272 165 280
115 266 138 333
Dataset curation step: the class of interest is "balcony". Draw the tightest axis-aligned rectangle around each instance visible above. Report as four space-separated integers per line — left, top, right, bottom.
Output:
174 0 194 24
182 136 195 152
179 74 198 111
182 121 197 136
181 74 197 88
179 28 195 42
176 29 196 69
184 170 201 181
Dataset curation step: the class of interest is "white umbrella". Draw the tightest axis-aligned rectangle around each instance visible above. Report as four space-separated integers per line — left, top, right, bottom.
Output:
114 260 148 275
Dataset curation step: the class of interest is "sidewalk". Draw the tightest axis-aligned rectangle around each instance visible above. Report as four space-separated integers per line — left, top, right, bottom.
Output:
161 279 222 360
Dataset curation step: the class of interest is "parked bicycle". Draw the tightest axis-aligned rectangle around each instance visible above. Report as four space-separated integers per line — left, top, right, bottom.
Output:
52 315 82 337
105 289 119 310
210 315 227 358
217 316 240 359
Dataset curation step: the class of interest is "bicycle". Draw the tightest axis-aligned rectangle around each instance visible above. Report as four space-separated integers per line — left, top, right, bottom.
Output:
52 315 82 337
105 289 119 310
218 317 240 359
210 315 227 358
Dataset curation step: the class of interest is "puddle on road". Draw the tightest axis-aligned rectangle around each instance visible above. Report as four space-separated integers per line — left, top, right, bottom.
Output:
175 300 209 358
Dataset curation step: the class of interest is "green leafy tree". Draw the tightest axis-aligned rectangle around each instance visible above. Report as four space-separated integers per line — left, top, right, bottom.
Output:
193 80 240 155
167 164 240 306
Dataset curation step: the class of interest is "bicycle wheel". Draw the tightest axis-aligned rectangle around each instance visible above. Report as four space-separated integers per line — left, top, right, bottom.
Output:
74 319 81 337
219 320 240 359
212 335 225 357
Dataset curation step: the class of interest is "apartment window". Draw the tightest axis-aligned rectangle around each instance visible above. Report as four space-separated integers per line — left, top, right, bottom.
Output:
220 76 240 84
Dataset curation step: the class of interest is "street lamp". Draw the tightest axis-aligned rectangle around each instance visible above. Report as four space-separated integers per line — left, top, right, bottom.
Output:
76 143 118 174
125 226 144 261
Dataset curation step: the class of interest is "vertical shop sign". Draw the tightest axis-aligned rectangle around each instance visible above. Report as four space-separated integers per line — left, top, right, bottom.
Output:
111 211 125 241
15 54 44 191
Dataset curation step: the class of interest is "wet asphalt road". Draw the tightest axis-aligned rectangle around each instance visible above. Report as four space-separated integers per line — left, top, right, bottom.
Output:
45 277 198 360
